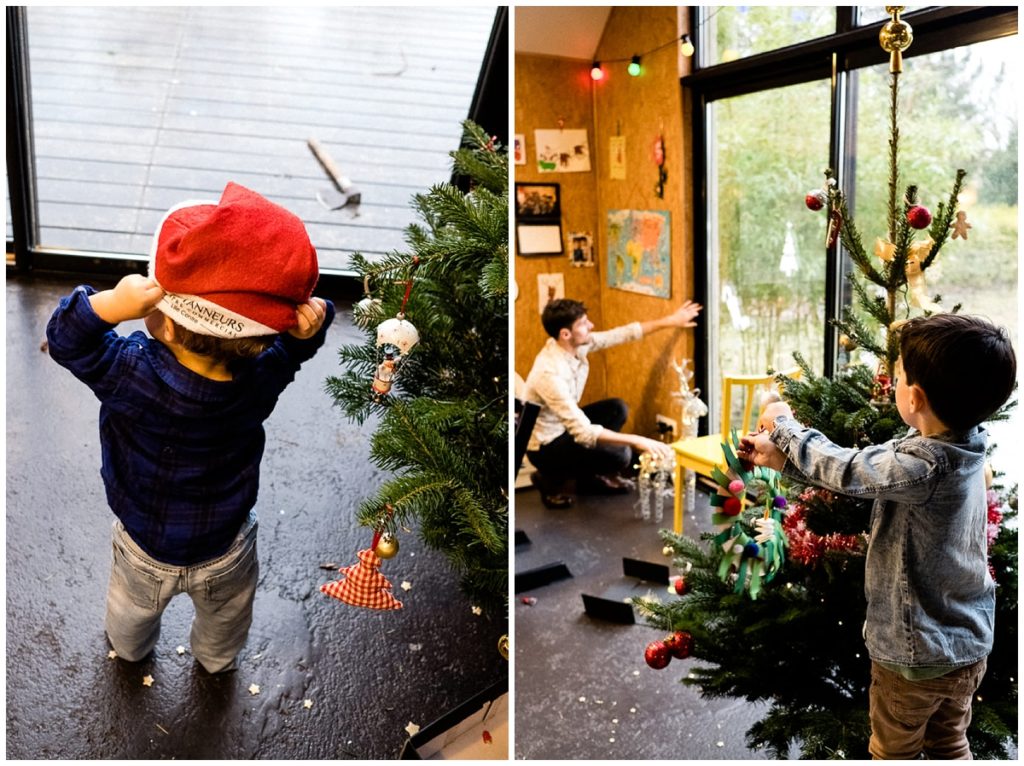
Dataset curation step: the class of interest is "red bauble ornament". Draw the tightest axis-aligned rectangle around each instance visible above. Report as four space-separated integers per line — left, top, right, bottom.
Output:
805 191 826 211
674 576 689 596
907 205 932 229
664 630 694 659
644 640 671 669
722 497 742 516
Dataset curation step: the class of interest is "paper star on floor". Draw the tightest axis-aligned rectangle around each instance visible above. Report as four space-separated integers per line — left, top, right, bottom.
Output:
248 683 261 695
303 699 313 710
405 722 420 737
176 645 187 655
142 675 154 687
107 650 118 660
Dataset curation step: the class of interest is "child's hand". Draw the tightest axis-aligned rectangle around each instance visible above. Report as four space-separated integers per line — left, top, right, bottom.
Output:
737 429 787 471
288 297 328 339
89 274 165 325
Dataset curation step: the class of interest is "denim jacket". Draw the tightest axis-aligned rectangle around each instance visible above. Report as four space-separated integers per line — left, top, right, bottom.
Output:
770 417 994 669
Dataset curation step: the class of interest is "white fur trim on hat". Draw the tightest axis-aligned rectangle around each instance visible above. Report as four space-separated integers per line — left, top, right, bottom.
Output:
148 199 279 339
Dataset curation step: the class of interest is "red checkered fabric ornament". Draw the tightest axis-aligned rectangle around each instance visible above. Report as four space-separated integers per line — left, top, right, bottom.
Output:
320 548 403 610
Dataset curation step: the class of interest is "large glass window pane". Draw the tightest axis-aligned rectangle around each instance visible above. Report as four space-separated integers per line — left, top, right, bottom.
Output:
844 34 1018 467
845 35 1018 351
703 6 834 66
707 78 831 425
24 6 493 271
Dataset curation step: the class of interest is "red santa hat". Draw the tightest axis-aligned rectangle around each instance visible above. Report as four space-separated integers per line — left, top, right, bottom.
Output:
148 182 318 337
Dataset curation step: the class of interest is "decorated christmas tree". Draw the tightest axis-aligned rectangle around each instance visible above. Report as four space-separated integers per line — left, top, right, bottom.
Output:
639 8 1017 759
325 121 508 612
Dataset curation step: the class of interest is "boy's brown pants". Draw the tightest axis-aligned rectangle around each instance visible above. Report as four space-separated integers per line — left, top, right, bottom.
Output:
868 658 987 760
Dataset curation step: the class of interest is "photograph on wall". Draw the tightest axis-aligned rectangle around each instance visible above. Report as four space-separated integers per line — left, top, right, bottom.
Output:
514 133 526 165
606 209 671 298
534 128 591 173
568 231 595 267
515 182 561 220
537 272 565 313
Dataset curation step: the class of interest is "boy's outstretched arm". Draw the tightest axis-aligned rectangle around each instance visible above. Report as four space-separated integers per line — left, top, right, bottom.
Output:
88 274 165 325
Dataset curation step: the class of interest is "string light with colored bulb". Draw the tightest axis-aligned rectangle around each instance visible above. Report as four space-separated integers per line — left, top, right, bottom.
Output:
589 33 695 81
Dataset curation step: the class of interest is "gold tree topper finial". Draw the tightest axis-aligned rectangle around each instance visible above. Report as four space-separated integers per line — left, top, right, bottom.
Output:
879 6 913 73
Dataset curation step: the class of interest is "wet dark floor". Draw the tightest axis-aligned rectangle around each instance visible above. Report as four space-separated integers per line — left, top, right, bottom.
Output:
513 476 773 760
6 274 507 759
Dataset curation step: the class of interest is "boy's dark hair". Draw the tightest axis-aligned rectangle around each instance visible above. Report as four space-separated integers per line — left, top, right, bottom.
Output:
541 299 587 339
899 313 1016 432
171 319 276 362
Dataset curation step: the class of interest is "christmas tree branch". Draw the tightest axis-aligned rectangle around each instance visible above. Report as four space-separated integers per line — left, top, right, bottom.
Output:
923 169 966 270
886 72 901 242
835 195 885 287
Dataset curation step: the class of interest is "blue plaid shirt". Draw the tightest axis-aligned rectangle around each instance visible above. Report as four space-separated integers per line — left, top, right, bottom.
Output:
47 285 335 565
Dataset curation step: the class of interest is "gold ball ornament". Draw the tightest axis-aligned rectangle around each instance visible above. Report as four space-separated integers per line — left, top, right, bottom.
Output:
879 7 913 73
839 334 857 352
498 634 509 660
374 533 399 559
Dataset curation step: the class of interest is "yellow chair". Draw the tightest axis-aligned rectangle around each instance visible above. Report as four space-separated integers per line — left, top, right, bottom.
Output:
671 367 800 534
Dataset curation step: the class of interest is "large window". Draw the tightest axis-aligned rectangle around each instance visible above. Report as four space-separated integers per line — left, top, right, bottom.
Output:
708 78 831 408
845 35 1019 362
7 6 497 274
691 7 1018 466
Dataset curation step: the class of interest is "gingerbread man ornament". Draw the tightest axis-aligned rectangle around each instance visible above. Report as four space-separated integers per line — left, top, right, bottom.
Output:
951 210 972 240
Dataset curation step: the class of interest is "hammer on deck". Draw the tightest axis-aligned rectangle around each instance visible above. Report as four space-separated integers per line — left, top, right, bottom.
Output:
307 138 362 209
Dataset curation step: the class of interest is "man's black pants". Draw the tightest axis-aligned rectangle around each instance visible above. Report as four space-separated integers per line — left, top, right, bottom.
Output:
526 398 632 486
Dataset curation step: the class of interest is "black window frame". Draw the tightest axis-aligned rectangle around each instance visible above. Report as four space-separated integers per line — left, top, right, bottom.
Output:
684 5 1017 434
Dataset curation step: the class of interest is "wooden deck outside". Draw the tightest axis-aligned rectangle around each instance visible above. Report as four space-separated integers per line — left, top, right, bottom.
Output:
19 5 496 273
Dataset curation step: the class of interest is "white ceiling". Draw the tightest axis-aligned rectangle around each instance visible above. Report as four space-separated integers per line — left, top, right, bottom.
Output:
514 6 612 60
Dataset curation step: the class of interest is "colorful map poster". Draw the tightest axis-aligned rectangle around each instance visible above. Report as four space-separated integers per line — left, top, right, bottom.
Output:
606 209 671 298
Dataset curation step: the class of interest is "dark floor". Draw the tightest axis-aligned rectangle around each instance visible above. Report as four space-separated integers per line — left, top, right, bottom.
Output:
513 477 773 761
5 274 507 759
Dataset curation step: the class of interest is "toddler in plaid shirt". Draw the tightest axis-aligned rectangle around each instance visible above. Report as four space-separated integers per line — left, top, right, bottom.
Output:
47 182 333 673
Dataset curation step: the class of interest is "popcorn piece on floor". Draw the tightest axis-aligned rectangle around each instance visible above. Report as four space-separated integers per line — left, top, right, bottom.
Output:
471 605 483 615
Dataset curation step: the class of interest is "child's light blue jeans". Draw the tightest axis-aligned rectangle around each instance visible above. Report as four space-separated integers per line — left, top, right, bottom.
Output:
104 511 259 673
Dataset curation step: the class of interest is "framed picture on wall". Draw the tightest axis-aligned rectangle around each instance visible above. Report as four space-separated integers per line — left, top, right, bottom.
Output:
515 183 561 221
516 222 563 255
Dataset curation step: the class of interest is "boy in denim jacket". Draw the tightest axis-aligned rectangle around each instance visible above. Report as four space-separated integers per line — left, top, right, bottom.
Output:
741 313 1016 759
47 182 334 673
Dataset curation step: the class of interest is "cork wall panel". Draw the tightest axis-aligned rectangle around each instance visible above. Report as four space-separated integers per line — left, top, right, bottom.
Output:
513 53 608 396
591 6 697 437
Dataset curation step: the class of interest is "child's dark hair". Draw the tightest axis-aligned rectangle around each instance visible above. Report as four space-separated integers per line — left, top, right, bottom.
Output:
899 313 1016 432
541 299 587 338
172 320 276 362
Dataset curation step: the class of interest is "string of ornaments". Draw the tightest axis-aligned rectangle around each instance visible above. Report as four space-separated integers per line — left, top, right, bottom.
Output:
321 257 421 610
